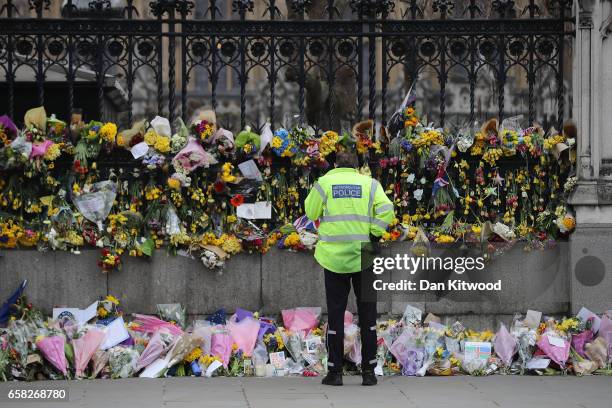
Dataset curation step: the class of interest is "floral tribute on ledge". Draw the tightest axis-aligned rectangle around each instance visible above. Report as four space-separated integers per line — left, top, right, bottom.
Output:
0 294 610 381
0 101 576 272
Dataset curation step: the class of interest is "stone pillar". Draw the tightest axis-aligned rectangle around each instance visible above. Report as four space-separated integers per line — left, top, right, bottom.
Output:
569 0 612 313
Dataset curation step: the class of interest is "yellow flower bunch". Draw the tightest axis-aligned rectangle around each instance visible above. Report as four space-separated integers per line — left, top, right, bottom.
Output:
0 220 23 248
105 294 120 305
543 134 565 151
18 230 39 247
219 233 242 254
145 186 161 201
97 307 109 318
412 129 444 148
154 136 171 153
43 143 61 161
108 213 128 230
284 232 301 247
170 232 191 247
199 354 222 367
270 136 283 149
482 147 503 166
184 347 203 363
100 122 118 144
470 132 486 155
221 162 236 183
319 131 339 157
435 234 455 244
556 317 579 333
144 129 157 146
167 177 181 190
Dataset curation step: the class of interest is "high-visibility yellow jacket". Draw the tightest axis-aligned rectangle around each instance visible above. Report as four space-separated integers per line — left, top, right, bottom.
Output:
305 167 394 273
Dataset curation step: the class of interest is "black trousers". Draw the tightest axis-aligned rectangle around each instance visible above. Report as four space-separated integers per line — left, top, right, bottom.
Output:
324 268 377 373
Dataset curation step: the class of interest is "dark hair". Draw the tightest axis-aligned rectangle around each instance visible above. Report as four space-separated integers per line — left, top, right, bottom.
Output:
335 150 358 168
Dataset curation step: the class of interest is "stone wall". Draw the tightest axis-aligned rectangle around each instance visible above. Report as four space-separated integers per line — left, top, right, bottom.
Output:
0 243 578 330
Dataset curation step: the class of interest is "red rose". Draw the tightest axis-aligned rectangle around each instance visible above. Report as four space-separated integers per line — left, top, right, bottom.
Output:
230 194 244 207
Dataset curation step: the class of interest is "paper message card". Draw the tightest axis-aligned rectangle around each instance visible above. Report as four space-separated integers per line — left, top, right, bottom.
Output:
269 351 286 370
464 341 492 362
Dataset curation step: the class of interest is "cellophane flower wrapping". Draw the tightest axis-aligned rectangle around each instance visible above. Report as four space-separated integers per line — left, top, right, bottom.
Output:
281 307 321 333
131 314 184 337
72 180 117 229
172 137 218 173
571 329 593 358
536 331 570 368
228 315 260 357
494 324 518 366
135 328 177 372
390 327 426 376
166 333 203 368
108 346 139 379
156 303 186 329
72 327 106 377
344 323 361 364
210 329 232 368
35 335 68 376
91 349 109 378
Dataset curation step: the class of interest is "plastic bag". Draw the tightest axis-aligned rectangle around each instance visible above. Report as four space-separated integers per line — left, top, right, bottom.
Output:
156 304 186 329
72 181 117 230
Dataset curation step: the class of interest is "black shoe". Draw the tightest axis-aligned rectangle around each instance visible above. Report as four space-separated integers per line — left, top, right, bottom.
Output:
362 370 377 386
321 371 343 386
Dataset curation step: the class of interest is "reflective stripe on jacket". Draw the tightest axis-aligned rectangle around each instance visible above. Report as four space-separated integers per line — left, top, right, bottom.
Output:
304 167 394 273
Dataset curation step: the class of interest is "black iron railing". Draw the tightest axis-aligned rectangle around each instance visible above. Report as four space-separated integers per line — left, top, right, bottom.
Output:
0 0 574 131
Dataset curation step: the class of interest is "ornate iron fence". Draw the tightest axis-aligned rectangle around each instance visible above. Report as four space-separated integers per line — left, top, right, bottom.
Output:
0 0 574 131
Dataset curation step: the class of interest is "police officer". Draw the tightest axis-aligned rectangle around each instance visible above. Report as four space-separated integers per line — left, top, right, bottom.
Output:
305 150 394 386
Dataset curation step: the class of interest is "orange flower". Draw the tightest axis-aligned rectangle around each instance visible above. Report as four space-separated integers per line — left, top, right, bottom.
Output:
230 194 244 207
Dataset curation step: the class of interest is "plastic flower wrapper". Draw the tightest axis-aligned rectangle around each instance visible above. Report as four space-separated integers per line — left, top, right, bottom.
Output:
343 323 361 364
135 328 177 371
72 326 106 377
192 323 213 356
24 106 47 130
9 136 33 161
235 126 261 149
411 227 430 257
132 314 184 337
536 329 570 369
390 326 426 376
108 346 139 379
172 137 218 173
571 328 594 358
401 304 423 327
210 328 232 368
228 315 260 357
494 323 518 367
90 349 109 379
584 337 608 368
281 307 321 333
157 303 186 329
281 329 305 365
72 180 117 230
35 335 68 376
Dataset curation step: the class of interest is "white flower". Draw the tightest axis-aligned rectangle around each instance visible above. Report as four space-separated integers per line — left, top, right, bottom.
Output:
150 116 171 137
457 135 474 152
414 189 424 201
407 173 415 183
492 222 515 240
419 177 427 184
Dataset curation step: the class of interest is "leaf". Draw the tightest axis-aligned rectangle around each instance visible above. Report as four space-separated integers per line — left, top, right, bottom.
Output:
440 210 454 233
139 238 155 257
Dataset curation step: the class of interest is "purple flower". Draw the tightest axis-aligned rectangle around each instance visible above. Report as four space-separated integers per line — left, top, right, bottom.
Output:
0 115 18 139
400 139 413 152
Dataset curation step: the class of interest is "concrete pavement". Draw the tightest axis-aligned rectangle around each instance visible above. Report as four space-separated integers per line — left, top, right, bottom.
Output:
0 375 610 408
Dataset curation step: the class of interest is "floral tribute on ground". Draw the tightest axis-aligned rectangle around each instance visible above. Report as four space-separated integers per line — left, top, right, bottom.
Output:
1 294 611 381
0 102 577 271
